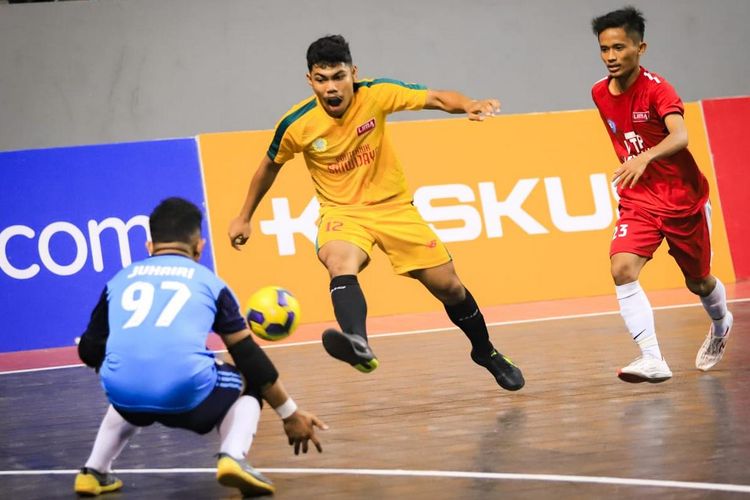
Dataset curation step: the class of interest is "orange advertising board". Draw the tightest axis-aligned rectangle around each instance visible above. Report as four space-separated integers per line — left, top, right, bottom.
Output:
198 103 734 324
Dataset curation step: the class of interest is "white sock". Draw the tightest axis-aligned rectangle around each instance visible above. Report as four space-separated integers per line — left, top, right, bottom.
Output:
218 396 261 459
700 278 730 337
616 281 662 359
84 405 139 473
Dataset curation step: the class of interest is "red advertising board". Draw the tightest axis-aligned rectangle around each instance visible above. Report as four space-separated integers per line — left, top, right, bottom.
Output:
702 96 750 279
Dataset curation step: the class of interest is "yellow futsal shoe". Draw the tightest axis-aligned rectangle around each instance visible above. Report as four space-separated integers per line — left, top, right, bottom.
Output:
321 329 379 373
216 453 275 497
74 467 123 496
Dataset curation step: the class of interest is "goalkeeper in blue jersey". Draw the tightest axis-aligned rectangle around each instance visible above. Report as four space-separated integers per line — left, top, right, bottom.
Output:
75 197 326 497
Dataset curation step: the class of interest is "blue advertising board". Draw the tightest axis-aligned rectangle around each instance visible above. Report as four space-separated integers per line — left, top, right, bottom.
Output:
0 139 211 352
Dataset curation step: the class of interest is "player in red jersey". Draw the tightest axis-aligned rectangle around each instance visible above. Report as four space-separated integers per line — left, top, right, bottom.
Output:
591 7 733 382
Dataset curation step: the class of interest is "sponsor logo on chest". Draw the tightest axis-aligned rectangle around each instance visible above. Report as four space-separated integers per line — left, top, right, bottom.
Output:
356 118 376 136
632 111 650 123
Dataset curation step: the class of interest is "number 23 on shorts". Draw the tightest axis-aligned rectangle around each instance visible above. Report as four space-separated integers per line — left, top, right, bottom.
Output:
612 223 629 240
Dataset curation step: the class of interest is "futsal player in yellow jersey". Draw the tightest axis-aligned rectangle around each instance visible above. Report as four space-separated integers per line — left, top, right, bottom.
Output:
229 35 524 391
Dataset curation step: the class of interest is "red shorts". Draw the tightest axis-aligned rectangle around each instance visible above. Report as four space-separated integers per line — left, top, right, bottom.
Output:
610 203 712 280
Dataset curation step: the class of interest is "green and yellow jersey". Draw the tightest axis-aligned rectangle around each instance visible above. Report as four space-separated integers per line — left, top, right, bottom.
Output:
267 78 428 208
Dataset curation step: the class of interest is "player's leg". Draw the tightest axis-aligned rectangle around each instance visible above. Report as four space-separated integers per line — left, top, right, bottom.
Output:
317 226 379 372
318 239 370 340
214 375 274 497
664 205 733 371
409 261 489 353
213 364 261 459
361 203 523 389
610 208 671 382
409 262 524 391
74 405 138 495
691 274 733 370
217 396 261 458
149 362 274 496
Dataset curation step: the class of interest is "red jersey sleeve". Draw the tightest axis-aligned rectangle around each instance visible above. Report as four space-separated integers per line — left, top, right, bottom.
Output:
651 78 684 119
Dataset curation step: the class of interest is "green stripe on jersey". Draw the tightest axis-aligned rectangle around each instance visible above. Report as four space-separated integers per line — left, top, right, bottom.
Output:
267 98 317 161
355 78 426 90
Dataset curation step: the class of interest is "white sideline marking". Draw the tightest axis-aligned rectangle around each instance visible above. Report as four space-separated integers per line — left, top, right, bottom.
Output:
2 298 748 375
1 467 749 493
0 364 84 375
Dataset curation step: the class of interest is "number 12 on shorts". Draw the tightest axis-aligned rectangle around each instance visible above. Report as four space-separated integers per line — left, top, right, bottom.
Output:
324 221 342 232
612 223 628 240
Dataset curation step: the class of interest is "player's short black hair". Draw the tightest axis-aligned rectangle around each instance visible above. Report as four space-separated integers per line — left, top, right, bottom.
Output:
149 197 203 244
591 6 645 42
306 34 353 71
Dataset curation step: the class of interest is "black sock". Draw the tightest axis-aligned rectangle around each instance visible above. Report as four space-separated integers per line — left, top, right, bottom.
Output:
330 275 368 340
444 288 493 354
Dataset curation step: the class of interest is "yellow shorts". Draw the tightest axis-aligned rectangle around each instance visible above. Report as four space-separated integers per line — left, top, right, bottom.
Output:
316 203 452 275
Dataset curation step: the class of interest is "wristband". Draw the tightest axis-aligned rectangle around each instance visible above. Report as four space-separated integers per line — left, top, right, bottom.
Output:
274 398 298 420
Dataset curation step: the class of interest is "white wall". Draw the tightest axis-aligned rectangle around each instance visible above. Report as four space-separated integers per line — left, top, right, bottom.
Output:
1 0 748 151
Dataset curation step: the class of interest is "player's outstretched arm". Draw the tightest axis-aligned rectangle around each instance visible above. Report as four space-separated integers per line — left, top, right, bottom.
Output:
228 155 283 249
613 113 689 188
263 380 328 455
78 287 110 371
424 90 500 121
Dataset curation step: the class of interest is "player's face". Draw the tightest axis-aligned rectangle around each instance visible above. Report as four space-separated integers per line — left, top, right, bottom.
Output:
598 27 646 81
307 63 357 118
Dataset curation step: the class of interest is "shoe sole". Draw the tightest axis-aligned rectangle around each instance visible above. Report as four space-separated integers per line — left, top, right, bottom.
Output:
216 459 275 496
217 473 274 497
499 372 525 391
322 329 378 373
617 371 672 384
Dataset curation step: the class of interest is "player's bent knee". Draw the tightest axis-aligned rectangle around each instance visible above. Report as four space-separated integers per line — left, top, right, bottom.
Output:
610 263 639 285
432 280 465 304
447 282 466 302
243 384 263 403
685 276 714 296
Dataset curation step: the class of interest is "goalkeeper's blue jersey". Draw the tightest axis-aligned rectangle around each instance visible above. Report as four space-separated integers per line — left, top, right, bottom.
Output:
99 254 246 412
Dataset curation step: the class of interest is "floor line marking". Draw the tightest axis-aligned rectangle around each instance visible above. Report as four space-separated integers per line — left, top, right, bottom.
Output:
1 467 749 493
2 297 747 375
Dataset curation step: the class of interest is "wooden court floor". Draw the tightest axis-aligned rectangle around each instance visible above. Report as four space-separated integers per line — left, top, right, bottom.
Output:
1 290 749 499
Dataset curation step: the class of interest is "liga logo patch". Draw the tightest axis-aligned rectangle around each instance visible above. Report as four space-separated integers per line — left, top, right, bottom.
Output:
632 111 650 122
356 118 376 136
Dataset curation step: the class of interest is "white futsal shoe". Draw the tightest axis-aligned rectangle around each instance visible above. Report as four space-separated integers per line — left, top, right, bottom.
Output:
696 311 734 371
618 356 672 383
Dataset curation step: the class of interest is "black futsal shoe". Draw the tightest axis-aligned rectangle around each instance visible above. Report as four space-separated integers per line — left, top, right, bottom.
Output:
322 329 379 373
471 348 525 391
